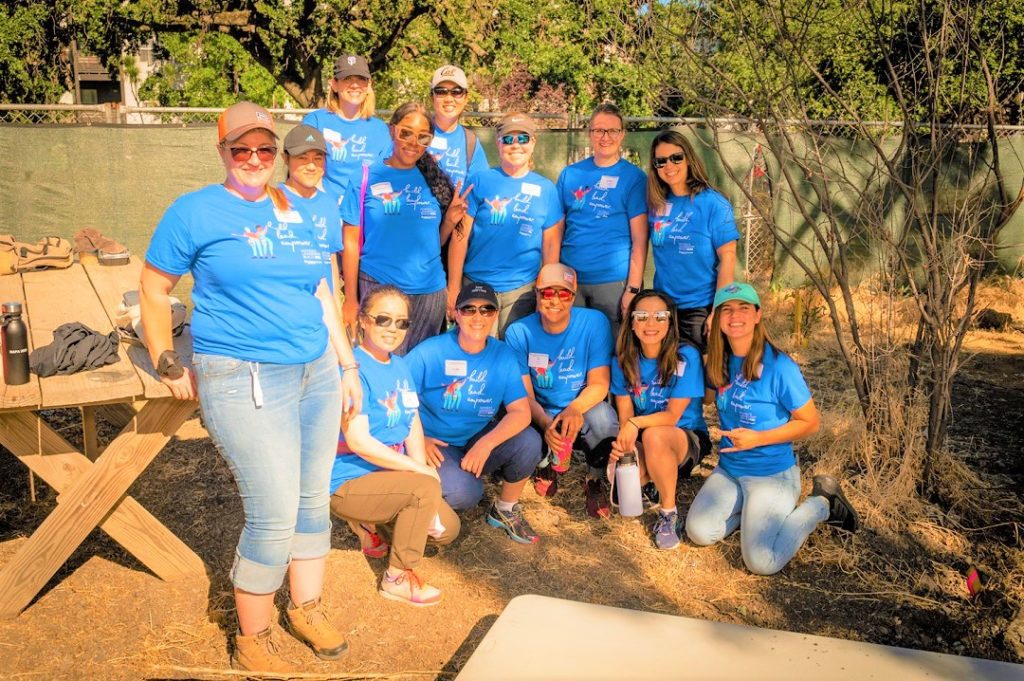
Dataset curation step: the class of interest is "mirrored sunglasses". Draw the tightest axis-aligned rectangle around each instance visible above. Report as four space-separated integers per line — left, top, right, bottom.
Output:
631 310 672 323
539 287 575 301
500 133 531 145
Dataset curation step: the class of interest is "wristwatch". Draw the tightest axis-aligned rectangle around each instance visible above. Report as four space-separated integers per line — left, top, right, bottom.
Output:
626 285 641 294
156 350 184 379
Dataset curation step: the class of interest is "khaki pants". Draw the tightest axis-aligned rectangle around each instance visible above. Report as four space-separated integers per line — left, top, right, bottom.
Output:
330 470 460 570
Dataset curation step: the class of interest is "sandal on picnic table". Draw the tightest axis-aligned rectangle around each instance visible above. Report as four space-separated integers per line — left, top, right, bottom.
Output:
74 228 130 265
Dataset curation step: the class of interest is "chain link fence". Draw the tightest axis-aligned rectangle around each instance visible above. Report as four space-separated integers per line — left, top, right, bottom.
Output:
2 105 1022 280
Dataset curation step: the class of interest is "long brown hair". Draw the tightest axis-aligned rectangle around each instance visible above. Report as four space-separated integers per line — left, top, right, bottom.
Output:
615 289 680 390
646 129 716 215
705 302 776 388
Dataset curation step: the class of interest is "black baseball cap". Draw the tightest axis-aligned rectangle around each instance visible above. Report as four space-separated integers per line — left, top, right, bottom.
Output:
456 282 499 308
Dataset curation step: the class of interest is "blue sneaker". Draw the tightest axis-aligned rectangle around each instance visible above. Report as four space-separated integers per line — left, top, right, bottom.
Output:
486 503 539 544
652 510 681 550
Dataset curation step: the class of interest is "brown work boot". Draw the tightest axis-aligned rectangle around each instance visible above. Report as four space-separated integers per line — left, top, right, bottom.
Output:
231 625 294 676
285 597 349 660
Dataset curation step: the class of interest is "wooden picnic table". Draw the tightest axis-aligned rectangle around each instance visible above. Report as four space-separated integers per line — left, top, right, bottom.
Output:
0 259 204 619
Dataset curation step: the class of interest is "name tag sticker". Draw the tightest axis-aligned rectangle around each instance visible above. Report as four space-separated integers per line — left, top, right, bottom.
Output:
598 175 619 190
429 136 448 150
660 202 672 217
274 208 304 224
675 358 687 377
521 182 542 197
401 390 420 409
528 353 549 369
445 359 468 377
370 182 394 197
322 128 342 143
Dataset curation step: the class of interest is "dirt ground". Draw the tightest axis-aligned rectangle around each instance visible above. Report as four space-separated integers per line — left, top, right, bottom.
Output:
1 300 1022 679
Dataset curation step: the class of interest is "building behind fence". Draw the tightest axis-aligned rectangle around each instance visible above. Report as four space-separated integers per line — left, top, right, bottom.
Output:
1 104 1021 283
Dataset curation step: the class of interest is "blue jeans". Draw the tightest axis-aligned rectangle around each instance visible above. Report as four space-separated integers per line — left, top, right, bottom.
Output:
437 422 543 510
685 465 829 575
194 348 342 594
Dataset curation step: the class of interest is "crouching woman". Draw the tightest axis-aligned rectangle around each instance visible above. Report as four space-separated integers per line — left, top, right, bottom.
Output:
685 283 858 575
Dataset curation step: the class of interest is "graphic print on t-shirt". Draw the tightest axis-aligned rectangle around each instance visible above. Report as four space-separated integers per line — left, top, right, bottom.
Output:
237 224 275 258
629 383 650 411
571 186 592 210
485 195 512 224
442 378 466 410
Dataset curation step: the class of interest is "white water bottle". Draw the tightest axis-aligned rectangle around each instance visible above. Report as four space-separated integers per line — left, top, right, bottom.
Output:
615 452 643 517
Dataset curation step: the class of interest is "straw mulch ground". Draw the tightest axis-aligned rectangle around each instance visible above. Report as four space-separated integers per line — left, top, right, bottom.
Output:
1 281 1022 679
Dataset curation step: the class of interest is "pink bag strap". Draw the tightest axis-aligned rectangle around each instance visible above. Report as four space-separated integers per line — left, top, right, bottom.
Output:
358 162 370 253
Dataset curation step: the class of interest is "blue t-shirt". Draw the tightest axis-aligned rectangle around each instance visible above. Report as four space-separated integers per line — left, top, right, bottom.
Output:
611 344 707 432
339 161 446 294
405 330 527 447
301 110 390 201
330 346 420 490
714 346 813 478
463 168 564 291
146 184 332 363
650 188 740 309
283 184 344 255
556 157 647 284
428 124 489 186
504 308 613 414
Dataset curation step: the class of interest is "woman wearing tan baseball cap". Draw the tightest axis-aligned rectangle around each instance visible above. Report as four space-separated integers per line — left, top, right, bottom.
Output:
141 101 361 673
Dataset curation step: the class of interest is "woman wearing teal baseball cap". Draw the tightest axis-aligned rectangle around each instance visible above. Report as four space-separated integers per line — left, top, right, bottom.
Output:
685 282 859 574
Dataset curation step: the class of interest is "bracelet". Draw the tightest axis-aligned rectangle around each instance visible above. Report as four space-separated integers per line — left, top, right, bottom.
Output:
627 418 639 429
340 362 359 372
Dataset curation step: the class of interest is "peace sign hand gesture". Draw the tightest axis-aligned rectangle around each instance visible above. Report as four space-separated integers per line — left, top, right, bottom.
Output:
444 180 474 227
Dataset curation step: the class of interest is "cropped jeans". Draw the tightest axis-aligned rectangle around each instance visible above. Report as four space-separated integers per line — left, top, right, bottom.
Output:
437 421 543 510
194 348 342 594
685 464 829 575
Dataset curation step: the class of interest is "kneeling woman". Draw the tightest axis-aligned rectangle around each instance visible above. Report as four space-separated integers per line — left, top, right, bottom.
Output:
405 282 543 544
685 283 858 575
330 285 460 606
610 290 710 550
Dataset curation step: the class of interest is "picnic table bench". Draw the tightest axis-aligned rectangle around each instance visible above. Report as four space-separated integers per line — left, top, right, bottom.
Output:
0 259 204 619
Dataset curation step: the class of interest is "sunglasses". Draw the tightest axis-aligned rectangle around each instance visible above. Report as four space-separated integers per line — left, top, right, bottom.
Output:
459 304 498 318
538 287 575 302
228 145 277 163
365 313 411 330
589 128 623 137
432 86 467 98
631 310 672 323
653 152 686 169
499 133 531 145
395 125 434 148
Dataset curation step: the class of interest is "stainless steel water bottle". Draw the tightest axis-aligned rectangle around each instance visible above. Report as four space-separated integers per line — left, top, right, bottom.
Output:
2 301 30 385
615 452 644 517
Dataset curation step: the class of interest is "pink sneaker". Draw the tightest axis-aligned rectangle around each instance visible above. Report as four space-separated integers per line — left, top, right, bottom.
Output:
379 569 441 607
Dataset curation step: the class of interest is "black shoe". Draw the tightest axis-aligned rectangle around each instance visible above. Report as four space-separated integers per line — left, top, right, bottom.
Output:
811 475 860 533
641 481 660 509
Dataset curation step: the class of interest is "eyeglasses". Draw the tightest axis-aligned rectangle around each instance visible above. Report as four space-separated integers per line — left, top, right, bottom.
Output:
227 145 277 163
589 128 623 137
365 313 411 330
395 125 434 148
631 310 672 323
538 287 575 302
653 153 686 169
432 86 467 98
499 133 532 145
458 304 498 318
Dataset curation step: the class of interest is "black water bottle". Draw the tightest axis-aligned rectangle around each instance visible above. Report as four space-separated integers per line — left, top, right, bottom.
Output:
2 302 30 385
